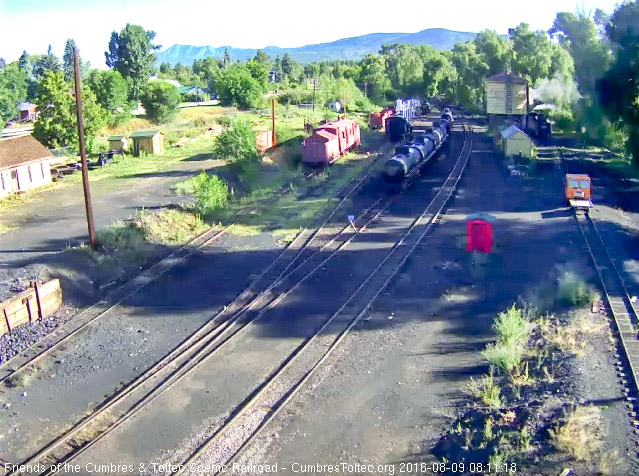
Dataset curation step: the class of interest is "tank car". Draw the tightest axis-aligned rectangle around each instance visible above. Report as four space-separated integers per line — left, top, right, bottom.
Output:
383 119 451 183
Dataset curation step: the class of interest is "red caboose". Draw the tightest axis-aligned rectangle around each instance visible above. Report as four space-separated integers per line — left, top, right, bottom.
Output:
302 119 361 165
369 108 394 130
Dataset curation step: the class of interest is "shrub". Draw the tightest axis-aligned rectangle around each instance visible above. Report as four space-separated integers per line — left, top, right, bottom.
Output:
549 108 574 132
213 117 258 164
493 305 531 346
97 220 146 249
558 271 597 306
214 64 264 109
174 172 228 216
140 82 181 123
482 341 524 373
604 123 627 152
182 92 210 103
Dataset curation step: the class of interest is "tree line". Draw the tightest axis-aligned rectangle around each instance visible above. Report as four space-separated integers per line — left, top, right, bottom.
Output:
0 2 637 161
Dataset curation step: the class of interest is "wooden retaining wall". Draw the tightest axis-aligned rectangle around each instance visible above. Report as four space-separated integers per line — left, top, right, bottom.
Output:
0 279 62 336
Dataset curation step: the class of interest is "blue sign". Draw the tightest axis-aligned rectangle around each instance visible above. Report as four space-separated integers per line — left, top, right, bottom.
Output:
348 215 355 222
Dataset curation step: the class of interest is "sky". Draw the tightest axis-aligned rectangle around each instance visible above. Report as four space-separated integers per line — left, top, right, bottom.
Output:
0 0 623 67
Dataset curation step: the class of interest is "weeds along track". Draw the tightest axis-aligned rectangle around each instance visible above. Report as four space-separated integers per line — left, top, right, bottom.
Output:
5 145 392 475
575 212 639 419
170 120 473 474
0 145 387 387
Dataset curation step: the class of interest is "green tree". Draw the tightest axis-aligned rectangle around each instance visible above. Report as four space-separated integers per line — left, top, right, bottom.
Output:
193 57 220 85
597 0 639 162
246 59 268 90
549 43 575 82
35 45 61 78
359 54 391 102
140 81 180 123
380 43 424 96
105 24 160 100
449 42 488 108
63 39 77 82
422 52 458 99
18 51 29 72
304 63 320 79
34 70 104 150
474 30 511 75
214 64 263 109
159 62 174 77
281 53 295 76
222 49 231 69
87 69 130 123
254 50 271 68
212 117 257 164
0 63 28 122
509 23 553 84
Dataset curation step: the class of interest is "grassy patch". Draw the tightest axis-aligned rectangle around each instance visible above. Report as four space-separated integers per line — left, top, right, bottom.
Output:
133 208 209 246
0 222 17 235
549 405 604 462
97 220 146 250
272 228 302 244
228 224 262 236
173 172 229 216
537 311 607 356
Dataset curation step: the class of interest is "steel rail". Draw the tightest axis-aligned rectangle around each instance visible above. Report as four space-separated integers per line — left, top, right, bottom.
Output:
9 145 391 475
177 121 472 474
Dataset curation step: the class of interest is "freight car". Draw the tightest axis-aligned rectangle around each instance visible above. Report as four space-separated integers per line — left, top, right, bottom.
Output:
383 116 452 183
385 115 412 142
369 108 394 130
301 119 361 165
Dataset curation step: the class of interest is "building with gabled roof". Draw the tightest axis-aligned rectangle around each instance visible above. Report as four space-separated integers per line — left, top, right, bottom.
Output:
0 135 53 198
129 130 164 156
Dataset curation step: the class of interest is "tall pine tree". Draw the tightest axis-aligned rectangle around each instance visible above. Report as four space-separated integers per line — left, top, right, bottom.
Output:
63 39 77 82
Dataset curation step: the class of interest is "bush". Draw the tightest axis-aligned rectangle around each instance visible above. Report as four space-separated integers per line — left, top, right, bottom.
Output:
174 172 228 216
213 117 258 164
97 221 146 249
493 305 530 346
183 92 210 102
604 123 627 152
214 64 264 109
140 82 181 123
550 108 574 132
557 271 597 306
482 341 525 373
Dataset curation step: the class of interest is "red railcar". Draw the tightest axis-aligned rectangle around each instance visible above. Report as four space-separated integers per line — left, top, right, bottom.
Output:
369 108 394 130
302 119 361 165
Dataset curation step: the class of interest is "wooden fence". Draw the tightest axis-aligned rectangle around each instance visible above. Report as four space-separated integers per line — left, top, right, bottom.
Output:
0 279 62 336
1 125 34 139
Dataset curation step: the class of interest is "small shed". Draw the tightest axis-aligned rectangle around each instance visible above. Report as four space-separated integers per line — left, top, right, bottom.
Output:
107 135 128 152
0 135 53 199
256 130 274 154
500 125 533 158
16 102 37 122
129 130 164 156
327 100 342 112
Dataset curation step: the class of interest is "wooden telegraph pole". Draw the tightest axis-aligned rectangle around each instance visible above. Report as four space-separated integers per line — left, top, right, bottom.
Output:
271 97 276 147
73 47 97 249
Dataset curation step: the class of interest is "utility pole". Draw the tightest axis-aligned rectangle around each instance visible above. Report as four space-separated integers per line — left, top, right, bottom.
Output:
73 47 97 249
272 97 276 147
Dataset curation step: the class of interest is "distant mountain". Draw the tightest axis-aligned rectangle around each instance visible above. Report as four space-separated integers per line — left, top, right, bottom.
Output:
155 28 477 66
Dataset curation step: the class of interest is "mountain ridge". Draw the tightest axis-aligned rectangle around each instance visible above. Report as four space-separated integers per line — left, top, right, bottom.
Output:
155 28 477 66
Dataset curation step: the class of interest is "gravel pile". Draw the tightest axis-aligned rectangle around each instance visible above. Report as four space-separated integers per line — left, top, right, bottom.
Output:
0 304 75 365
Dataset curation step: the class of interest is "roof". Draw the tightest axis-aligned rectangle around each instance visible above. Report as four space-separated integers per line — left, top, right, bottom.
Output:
17 102 37 112
485 72 526 84
129 130 164 139
0 135 53 171
500 125 529 140
309 130 337 142
107 135 126 141
177 85 210 95
566 174 590 180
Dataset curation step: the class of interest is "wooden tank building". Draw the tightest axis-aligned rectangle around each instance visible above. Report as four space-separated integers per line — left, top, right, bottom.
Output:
485 72 529 129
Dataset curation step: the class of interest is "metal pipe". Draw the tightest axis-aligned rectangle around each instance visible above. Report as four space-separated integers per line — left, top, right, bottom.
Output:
271 97 276 147
73 47 97 249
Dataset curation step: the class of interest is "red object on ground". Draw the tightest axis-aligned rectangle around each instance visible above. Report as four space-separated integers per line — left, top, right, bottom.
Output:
369 109 394 130
466 219 493 253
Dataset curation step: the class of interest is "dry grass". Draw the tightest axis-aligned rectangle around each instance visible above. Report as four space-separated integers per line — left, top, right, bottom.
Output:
465 372 503 409
133 208 209 246
549 405 605 462
0 222 17 235
537 312 607 356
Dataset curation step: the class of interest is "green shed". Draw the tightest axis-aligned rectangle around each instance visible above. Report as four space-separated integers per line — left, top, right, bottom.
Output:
107 135 128 152
500 125 533 158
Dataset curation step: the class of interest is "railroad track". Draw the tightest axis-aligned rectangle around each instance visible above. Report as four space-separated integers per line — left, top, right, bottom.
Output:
575 212 639 408
169 120 473 474
0 144 386 387
3 145 392 475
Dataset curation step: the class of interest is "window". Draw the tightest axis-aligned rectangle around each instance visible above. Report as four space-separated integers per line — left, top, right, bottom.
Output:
10 170 17 180
569 178 589 189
